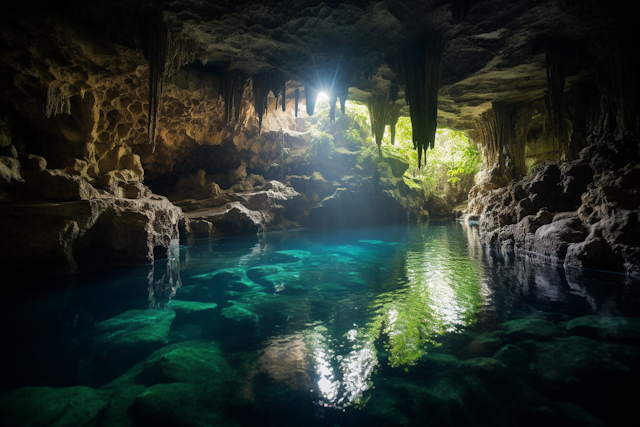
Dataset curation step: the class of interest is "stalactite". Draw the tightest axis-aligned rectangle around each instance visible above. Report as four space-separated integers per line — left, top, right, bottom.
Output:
252 70 287 131
305 86 317 116
544 40 569 158
294 88 300 117
389 107 402 146
389 78 399 103
592 29 640 137
329 94 338 124
221 70 248 125
398 34 444 168
474 109 498 169
492 101 532 180
147 13 198 152
367 94 401 157
45 82 71 118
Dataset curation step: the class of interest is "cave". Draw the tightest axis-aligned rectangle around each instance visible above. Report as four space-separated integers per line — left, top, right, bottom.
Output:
1 1 639 426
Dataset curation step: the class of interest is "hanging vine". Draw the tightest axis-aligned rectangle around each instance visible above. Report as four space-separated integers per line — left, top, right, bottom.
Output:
396 34 444 168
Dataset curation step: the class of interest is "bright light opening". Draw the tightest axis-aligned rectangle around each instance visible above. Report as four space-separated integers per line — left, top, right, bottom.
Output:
316 91 329 103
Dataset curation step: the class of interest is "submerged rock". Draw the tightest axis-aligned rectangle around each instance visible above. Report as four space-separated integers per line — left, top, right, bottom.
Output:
168 300 218 322
565 315 640 345
92 309 175 355
499 318 563 341
220 304 260 333
0 385 108 427
136 340 236 386
129 382 240 427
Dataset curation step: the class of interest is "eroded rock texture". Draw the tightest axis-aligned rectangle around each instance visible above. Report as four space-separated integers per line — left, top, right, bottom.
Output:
1 0 639 278
469 135 640 277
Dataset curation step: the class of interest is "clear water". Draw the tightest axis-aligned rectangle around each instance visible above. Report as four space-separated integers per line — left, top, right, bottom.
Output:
2 222 639 427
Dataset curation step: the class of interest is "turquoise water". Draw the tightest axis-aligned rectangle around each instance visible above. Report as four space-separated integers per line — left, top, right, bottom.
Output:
1 222 639 426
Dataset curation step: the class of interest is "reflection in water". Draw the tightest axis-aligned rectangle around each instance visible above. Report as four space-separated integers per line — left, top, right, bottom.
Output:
303 324 378 408
364 226 486 366
148 239 182 308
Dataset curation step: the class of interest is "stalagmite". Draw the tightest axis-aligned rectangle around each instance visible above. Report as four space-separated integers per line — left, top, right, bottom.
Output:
252 70 287 131
397 34 444 168
221 70 248 125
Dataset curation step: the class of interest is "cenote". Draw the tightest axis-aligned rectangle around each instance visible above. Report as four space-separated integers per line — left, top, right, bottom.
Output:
3 223 639 426
2 1 640 426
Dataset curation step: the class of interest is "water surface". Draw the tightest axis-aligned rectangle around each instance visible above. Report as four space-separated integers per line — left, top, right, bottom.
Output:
2 222 639 426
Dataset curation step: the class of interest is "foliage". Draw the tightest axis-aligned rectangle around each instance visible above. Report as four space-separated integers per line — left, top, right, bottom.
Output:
343 101 481 197
306 129 335 160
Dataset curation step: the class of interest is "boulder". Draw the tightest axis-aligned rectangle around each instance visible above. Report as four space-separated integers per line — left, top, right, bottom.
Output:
135 340 235 386
168 300 218 322
220 304 260 333
565 315 640 345
499 318 563 341
92 309 176 356
0 155 23 185
0 386 108 427
228 164 247 185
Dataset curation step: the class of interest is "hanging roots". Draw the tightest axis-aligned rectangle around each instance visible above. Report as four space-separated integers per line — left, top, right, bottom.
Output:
252 70 287 131
367 94 402 157
221 70 248 125
396 34 444 168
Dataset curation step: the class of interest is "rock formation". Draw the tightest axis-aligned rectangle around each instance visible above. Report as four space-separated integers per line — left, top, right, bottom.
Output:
0 0 638 277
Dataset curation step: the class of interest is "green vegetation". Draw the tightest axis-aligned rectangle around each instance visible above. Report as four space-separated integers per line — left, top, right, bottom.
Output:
305 99 481 204
340 101 481 196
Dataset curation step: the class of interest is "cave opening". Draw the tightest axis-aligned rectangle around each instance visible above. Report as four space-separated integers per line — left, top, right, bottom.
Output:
1 1 639 426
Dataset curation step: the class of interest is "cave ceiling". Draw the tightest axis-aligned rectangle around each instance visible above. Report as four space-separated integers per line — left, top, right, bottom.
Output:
2 0 636 134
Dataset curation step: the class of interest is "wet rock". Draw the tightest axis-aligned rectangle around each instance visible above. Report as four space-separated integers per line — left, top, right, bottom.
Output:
92 309 176 355
129 382 240 427
502 336 640 424
471 136 640 276
1 195 182 278
533 216 587 259
565 315 640 345
0 386 108 427
499 318 563 341
463 331 506 357
168 300 218 322
136 340 236 386
220 304 260 333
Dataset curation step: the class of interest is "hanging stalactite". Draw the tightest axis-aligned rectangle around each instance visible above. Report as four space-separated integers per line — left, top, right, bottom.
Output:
221 70 248 125
294 88 300 118
147 12 198 152
473 108 499 169
544 40 569 158
367 94 402 157
492 101 532 180
397 34 444 168
252 70 287 131
305 85 317 116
